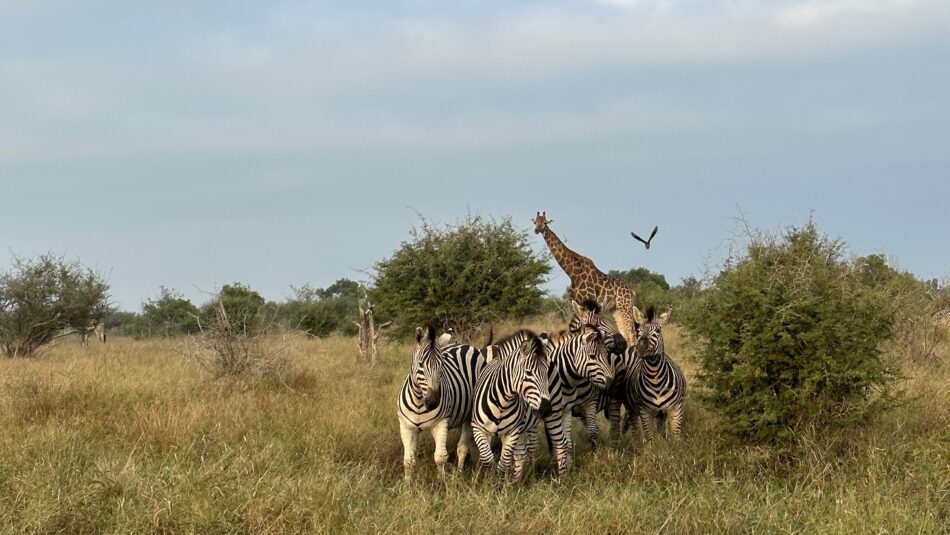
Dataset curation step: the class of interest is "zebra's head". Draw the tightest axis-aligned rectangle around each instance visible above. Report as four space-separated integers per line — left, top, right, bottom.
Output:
574 325 614 392
533 211 552 234
569 299 628 355
412 322 442 410
514 335 552 418
634 305 670 359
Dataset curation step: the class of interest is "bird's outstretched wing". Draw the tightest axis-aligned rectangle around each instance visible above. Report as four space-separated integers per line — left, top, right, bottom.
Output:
649 226 658 241
631 232 648 245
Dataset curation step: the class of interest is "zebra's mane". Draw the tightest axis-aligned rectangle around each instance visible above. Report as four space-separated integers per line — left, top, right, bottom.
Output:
579 299 601 314
416 321 437 344
493 328 537 347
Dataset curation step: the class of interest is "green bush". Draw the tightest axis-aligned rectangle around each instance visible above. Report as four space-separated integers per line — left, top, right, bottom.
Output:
370 215 551 337
685 221 901 444
200 283 265 333
141 287 200 338
281 280 361 338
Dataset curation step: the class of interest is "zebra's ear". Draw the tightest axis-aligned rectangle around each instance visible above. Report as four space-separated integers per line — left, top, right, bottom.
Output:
631 306 646 326
415 327 424 343
570 299 583 317
658 309 671 326
582 330 602 344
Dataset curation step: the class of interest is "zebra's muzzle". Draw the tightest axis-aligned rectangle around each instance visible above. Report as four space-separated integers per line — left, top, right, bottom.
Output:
611 334 628 354
536 398 552 418
423 389 440 410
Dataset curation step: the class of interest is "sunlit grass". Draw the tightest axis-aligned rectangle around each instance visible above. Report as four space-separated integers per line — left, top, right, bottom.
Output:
0 323 947 533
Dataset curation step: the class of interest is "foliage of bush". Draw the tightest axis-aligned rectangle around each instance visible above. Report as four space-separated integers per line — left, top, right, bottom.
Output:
370 215 551 337
138 287 200 337
280 279 361 338
685 221 902 443
200 283 265 333
0 254 110 357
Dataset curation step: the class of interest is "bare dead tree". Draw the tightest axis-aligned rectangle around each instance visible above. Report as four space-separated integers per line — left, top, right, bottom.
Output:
354 300 391 366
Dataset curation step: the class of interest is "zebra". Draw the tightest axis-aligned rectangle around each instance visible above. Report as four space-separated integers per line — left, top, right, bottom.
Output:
471 331 552 482
624 306 686 439
397 322 485 480
541 300 614 477
79 321 106 347
562 300 628 448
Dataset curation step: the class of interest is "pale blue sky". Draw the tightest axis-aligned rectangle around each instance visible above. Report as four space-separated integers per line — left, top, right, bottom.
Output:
1 1 948 310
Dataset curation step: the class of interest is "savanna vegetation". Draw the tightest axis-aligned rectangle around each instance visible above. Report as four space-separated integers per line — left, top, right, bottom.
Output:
0 216 947 533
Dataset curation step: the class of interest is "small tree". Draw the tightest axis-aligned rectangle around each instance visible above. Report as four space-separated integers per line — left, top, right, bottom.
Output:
609 267 673 311
0 254 110 357
201 283 265 333
141 287 200 337
282 279 362 337
370 215 551 337
685 221 900 444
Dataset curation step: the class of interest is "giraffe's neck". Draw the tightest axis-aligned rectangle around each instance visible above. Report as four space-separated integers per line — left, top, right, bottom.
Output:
542 228 585 281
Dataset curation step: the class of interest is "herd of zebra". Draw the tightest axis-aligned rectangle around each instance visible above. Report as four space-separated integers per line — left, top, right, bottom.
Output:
396 299 686 483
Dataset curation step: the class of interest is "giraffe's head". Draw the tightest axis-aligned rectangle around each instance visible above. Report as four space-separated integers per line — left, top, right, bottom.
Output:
533 211 552 234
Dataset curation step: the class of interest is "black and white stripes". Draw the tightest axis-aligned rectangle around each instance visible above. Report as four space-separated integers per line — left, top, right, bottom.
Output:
397 322 485 480
471 331 552 481
624 306 686 439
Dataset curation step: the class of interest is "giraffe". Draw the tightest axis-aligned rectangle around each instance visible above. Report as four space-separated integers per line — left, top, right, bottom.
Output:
533 211 643 343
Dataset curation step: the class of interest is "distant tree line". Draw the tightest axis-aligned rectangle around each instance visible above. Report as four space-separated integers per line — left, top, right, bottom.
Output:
109 280 364 339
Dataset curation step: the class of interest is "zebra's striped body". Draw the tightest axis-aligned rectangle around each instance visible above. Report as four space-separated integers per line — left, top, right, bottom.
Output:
397 323 485 480
624 307 686 439
472 331 552 482
541 302 614 477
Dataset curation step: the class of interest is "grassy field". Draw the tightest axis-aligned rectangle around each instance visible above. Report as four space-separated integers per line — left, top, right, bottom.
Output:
0 321 947 533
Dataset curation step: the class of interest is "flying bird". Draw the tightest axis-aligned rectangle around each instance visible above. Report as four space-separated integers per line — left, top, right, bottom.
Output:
631 226 659 249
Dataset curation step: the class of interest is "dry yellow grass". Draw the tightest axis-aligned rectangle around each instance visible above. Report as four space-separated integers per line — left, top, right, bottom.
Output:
0 322 947 533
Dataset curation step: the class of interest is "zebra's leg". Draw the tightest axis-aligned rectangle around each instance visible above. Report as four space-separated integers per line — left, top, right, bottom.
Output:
582 399 599 451
430 419 450 474
399 422 420 481
558 410 575 477
525 423 539 471
639 406 655 442
543 412 570 478
498 433 516 477
510 431 529 483
606 398 622 443
457 422 475 471
472 426 495 472
669 403 684 439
